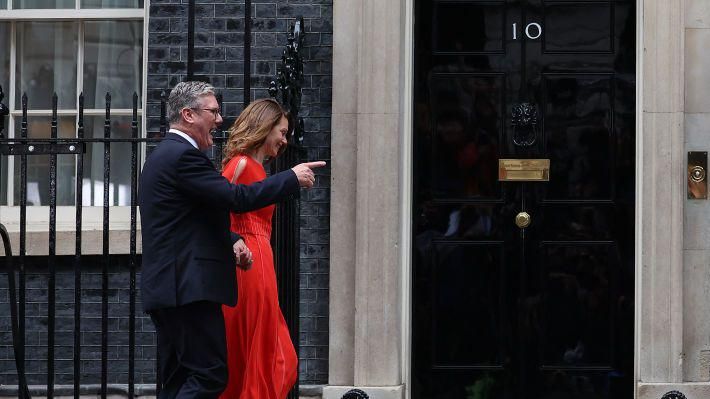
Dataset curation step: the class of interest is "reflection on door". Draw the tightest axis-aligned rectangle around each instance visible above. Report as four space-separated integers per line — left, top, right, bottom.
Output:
412 0 636 398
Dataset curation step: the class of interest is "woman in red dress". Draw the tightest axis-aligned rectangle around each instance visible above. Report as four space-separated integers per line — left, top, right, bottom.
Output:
219 98 298 399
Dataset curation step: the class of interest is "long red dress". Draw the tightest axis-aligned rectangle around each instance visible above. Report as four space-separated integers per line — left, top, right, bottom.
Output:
220 155 298 399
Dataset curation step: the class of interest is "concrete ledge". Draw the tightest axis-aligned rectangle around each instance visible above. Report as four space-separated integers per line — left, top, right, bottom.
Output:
638 383 710 399
0 206 142 255
322 385 404 399
301 384 325 396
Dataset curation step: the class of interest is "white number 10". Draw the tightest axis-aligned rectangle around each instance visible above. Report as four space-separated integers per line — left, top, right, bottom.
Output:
512 22 543 40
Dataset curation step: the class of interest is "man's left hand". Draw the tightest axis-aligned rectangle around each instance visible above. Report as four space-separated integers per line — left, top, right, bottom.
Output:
233 239 253 270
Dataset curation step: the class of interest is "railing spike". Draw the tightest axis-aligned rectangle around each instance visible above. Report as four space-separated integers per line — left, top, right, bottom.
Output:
51 93 58 140
78 93 85 140
0 84 8 138
160 90 168 137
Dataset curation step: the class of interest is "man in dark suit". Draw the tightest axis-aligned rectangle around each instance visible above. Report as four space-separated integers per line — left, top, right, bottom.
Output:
139 81 323 398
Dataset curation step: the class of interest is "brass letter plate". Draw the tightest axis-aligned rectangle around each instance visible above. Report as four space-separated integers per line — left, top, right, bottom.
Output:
498 159 550 182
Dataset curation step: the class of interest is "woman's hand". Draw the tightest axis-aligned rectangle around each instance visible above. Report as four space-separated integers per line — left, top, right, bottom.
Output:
233 239 253 270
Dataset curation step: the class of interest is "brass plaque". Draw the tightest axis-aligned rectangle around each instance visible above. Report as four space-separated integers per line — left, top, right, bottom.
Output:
498 159 550 182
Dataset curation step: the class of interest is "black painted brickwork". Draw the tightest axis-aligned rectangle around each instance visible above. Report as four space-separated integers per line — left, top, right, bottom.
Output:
0 256 156 385
146 0 332 385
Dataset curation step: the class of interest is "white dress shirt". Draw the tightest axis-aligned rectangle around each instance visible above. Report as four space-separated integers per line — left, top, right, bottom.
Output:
169 128 198 150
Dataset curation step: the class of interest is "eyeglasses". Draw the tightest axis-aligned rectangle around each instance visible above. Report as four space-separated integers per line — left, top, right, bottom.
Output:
191 107 221 118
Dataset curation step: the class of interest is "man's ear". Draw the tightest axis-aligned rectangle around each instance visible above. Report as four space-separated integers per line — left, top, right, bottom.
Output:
181 108 195 124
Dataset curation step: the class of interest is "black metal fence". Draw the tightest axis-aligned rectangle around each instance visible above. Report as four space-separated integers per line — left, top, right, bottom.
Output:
0 89 156 399
0 16 306 399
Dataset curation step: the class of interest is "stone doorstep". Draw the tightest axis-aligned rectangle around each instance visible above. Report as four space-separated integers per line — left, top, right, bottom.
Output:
322 385 405 399
638 383 710 399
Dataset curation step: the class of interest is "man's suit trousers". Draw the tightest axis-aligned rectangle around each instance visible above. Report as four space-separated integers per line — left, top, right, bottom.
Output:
150 301 228 399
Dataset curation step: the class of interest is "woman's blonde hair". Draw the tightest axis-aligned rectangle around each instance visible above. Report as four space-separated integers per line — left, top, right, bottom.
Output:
222 98 289 167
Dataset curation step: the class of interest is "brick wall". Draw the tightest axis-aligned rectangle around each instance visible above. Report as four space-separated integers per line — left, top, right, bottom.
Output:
0 256 155 385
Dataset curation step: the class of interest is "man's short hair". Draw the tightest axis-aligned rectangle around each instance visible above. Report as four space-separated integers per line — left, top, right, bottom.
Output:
167 81 216 124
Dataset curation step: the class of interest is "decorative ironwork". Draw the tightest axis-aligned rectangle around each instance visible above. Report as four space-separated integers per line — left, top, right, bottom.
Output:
268 17 307 399
270 16 306 147
511 102 539 147
244 0 252 105
661 391 687 399
187 0 195 80
159 90 168 137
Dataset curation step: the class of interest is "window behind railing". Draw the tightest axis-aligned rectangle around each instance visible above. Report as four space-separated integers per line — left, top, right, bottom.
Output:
0 1 145 207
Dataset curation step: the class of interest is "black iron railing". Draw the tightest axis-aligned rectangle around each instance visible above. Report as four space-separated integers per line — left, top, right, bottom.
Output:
269 17 306 399
0 89 162 399
0 17 306 399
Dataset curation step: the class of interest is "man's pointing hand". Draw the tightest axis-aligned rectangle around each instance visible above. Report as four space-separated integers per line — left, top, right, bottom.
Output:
292 161 326 188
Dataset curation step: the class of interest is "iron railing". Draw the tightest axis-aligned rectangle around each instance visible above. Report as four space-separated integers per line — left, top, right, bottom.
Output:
0 90 153 399
0 16 306 399
270 18 306 399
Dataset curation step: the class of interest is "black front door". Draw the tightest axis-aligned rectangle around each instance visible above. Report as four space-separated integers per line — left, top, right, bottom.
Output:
411 1 636 398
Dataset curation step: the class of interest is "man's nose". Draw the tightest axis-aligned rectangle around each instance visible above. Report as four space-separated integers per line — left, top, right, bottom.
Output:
215 113 223 126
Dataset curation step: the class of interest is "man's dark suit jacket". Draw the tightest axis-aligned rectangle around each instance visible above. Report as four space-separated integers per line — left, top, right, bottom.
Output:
138 133 299 312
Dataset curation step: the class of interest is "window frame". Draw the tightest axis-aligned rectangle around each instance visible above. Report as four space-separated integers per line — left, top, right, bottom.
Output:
0 2 149 253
